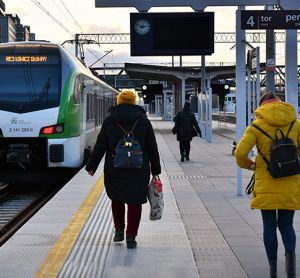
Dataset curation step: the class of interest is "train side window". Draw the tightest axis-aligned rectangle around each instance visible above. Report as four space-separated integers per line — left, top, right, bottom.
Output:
86 92 93 121
86 93 90 120
99 98 104 124
92 93 96 121
73 77 83 104
96 97 101 126
228 97 231 102
90 93 93 120
232 97 236 103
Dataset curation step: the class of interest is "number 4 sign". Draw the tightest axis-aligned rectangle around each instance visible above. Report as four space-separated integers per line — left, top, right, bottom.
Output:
241 10 300 29
246 15 256 28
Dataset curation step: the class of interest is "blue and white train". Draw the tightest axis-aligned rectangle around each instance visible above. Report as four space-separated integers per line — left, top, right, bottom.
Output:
0 42 118 183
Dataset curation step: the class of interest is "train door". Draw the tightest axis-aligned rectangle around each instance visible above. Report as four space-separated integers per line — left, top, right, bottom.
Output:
72 74 86 135
82 79 94 131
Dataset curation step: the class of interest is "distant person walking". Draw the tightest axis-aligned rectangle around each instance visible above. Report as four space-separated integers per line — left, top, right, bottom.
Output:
172 102 201 162
85 90 161 249
235 92 300 278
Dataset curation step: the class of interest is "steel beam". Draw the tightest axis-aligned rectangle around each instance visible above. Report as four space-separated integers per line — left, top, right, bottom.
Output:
77 32 300 44
95 0 282 12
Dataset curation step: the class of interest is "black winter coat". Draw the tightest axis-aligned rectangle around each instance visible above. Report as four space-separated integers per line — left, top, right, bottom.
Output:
85 104 161 204
173 109 201 141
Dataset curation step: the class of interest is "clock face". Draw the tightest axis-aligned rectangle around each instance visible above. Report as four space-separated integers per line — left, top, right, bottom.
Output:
134 19 150 35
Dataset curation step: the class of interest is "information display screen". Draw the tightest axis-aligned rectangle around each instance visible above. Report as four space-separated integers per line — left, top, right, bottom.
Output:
153 16 211 50
130 12 214 56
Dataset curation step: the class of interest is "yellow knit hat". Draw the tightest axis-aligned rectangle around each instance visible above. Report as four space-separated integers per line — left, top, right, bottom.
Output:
117 90 137 105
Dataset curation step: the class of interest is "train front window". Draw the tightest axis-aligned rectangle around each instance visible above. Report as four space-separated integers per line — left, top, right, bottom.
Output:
0 55 61 113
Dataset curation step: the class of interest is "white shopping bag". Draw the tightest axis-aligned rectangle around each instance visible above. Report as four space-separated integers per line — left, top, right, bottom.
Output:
147 176 164 221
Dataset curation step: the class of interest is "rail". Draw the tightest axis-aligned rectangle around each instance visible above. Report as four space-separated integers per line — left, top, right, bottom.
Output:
0 183 64 246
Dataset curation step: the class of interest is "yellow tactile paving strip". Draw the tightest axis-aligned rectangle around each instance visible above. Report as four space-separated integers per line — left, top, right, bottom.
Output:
35 174 105 278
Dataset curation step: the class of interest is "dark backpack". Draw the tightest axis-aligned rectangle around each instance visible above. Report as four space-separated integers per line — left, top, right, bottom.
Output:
252 121 300 178
113 120 143 168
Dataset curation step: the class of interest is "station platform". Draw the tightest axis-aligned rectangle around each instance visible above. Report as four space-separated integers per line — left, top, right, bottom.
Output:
1 119 300 278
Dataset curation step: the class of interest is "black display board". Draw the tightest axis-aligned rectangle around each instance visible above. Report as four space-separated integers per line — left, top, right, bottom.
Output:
130 12 214 56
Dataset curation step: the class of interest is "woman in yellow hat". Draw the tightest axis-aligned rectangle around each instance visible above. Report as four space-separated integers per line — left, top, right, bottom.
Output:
86 90 161 249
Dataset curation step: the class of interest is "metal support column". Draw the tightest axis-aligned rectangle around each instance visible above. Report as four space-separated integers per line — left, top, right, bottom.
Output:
247 69 251 126
207 79 212 143
199 55 206 139
163 92 167 120
236 7 246 196
285 30 298 112
201 56 206 93
181 78 186 108
75 34 79 59
256 48 261 109
265 5 275 93
252 77 256 112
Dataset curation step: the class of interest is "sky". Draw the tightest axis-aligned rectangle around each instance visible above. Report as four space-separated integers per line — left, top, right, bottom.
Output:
4 0 295 71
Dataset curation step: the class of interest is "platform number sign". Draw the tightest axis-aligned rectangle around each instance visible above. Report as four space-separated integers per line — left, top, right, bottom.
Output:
246 16 255 28
241 10 300 30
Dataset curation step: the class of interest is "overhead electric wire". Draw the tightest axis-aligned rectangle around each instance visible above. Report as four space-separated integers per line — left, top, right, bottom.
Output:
58 0 83 33
87 48 103 61
30 0 74 37
52 0 81 32
31 0 103 65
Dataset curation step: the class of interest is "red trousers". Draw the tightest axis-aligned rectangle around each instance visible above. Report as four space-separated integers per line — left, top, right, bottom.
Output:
111 201 142 236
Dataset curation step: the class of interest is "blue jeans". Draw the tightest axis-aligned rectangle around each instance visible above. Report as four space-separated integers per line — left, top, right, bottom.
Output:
261 210 296 264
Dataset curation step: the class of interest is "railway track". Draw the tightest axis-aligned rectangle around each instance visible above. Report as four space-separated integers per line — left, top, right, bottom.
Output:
0 183 64 246
212 113 236 124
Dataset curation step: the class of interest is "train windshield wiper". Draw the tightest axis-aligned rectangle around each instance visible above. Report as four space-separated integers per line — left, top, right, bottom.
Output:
34 75 50 103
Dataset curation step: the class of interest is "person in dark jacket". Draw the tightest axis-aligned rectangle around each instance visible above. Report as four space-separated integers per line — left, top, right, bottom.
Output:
85 90 161 249
173 102 201 162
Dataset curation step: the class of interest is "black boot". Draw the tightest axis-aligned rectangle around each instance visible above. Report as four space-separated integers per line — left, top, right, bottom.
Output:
269 262 277 278
180 152 184 162
113 229 124 242
126 235 137 249
285 252 296 278
185 152 190 161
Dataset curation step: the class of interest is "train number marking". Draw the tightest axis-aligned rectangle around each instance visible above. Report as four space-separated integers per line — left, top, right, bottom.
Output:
9 127 34 133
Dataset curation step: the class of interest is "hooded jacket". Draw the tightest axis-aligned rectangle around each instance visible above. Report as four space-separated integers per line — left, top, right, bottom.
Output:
235 101 300 210
85 104 161 204
173 103 201 141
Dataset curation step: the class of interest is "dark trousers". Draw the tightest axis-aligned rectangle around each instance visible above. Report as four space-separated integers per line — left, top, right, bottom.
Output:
111 200 142 236
261 209 296 264
179 140 191 157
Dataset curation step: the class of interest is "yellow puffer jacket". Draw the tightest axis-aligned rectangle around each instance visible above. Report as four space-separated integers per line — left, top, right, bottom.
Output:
235 101 300 210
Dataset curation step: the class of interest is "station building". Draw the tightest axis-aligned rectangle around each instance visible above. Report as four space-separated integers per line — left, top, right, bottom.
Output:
0 0 35 43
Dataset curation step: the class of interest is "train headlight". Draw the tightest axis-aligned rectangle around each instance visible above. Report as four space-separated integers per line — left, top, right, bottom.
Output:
40 124 64 135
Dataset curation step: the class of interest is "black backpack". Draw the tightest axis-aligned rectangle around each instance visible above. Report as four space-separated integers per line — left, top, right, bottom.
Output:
113 120 143 168
252 121 300 178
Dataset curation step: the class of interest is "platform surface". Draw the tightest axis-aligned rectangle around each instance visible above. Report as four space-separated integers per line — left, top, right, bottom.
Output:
0 119 299 278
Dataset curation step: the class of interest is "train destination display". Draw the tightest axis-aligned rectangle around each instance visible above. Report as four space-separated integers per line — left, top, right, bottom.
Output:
0 55 59 64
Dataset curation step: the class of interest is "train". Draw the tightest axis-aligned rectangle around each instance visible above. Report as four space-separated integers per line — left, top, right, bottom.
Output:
0 41 118 183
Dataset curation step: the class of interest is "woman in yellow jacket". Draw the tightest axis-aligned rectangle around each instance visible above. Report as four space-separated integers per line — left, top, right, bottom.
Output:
235 92 300 278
